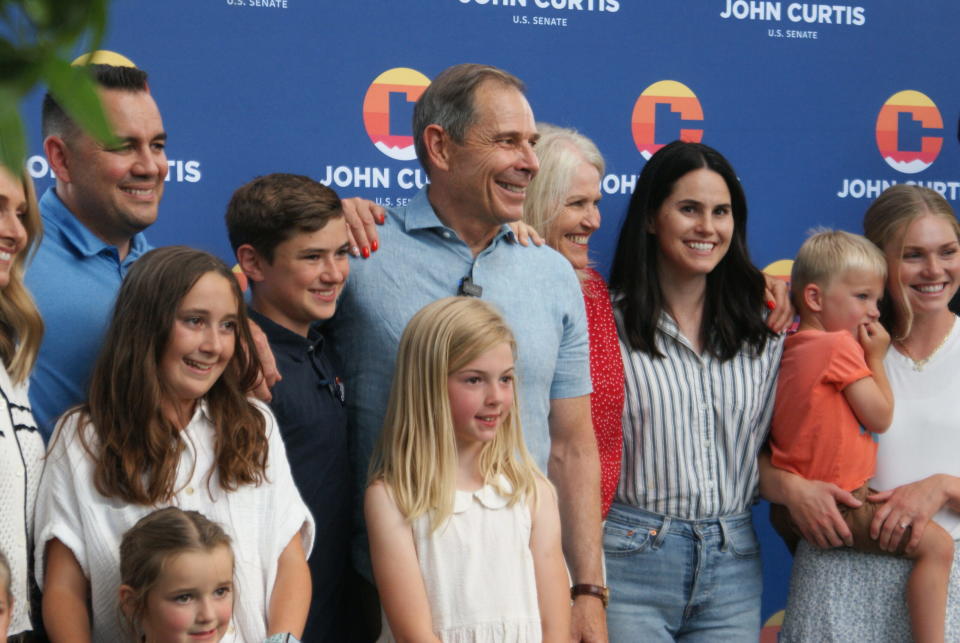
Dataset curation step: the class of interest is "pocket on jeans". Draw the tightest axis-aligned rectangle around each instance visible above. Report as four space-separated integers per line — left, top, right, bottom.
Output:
603 519 655 557
726 520 761 559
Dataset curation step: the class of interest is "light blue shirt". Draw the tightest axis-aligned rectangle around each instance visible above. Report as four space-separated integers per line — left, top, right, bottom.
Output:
326 187 591 577
25 188 152 440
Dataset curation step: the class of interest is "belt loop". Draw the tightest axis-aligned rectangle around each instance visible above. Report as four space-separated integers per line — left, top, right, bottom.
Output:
652 516 670 549
719 516 730 552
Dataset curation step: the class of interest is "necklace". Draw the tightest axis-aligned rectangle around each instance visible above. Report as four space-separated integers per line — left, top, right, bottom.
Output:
897 319 955 371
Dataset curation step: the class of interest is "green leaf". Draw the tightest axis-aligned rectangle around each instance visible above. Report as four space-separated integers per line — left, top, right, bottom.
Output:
0 91 27 173
40 57 116 145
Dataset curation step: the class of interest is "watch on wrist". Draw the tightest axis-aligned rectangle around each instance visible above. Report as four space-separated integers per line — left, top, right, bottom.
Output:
570 583 609 609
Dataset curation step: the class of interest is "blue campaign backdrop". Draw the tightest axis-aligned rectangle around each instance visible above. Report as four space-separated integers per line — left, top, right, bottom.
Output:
19 1 960 637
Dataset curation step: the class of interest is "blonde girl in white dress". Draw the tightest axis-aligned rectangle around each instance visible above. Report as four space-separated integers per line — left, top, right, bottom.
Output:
365 297 570 643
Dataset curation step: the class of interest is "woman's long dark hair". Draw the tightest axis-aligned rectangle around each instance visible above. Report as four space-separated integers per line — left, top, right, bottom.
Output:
68 246 268 504
609 141 773 360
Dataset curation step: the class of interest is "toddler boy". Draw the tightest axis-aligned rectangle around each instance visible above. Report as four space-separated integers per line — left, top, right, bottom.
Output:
769 228 953 643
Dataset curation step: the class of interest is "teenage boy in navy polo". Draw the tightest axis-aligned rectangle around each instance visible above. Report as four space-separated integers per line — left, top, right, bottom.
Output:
226 173 350 642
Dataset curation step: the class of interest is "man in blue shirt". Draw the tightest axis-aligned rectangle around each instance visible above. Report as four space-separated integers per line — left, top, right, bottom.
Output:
26 63 166 439
326 63 607 642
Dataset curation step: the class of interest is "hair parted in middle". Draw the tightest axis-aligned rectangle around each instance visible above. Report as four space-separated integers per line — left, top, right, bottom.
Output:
67 246 268 505
863 184 960 339
225 172 343 263
367 297 544 532
609 140 774 360
790 227 887 309
119 507 233 638
412 63 525 175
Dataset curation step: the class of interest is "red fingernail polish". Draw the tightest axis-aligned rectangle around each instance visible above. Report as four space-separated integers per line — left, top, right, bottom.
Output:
372 240 379 252
378 213 386 224
766 300 776 310
361 247 370 259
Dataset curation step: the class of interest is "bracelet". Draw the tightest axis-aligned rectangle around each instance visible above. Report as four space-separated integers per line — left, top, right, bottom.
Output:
570 583 609 609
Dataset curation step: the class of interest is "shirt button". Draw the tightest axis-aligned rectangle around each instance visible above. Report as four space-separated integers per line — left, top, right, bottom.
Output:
443 231 452 238
186 486 195 495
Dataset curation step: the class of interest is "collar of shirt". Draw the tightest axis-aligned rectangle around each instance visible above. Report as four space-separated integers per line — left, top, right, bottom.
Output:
248 308 324 361
400 187 517 248
39 187 151 262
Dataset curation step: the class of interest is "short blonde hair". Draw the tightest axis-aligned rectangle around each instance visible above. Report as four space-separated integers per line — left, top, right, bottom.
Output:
791 228 887 309
863 184 960 339
524 123 604 241
368 297 544 532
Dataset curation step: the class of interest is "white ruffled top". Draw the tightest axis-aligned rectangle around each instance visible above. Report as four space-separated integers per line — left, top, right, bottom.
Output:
380 479 542 642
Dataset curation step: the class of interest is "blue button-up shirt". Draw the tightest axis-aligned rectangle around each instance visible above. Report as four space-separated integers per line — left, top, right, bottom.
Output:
25 188 152 439
326 185 591 497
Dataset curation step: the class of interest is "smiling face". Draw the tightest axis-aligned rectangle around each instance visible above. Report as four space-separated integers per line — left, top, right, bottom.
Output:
249 217 351 336
816 268 885 336
888 214 960 320
653 167 733 282
140 546 234 643
545 160 602 270
159 272 238 423
441 81 539 233
53 88 167 250
0 166 29 289
447 341 515 451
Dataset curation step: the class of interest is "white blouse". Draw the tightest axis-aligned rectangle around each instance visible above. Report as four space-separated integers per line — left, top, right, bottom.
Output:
34 400 314 643
0 364 43 636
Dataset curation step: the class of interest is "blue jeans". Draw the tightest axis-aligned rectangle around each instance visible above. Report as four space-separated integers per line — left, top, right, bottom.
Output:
604 503 762 642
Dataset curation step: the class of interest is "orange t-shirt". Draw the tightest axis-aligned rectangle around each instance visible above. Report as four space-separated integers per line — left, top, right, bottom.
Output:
769 330 876 491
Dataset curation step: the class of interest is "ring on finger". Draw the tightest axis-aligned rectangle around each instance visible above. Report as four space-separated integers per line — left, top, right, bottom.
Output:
899 519 911 529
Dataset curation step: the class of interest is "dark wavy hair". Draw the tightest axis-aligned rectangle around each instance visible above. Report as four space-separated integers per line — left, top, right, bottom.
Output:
609 140 773 360
67 246 268 504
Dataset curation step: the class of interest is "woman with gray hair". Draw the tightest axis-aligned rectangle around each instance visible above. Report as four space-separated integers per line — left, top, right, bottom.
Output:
524 123 624 518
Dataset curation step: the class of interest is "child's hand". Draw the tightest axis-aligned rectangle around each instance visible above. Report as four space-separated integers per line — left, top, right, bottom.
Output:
858 320 890 361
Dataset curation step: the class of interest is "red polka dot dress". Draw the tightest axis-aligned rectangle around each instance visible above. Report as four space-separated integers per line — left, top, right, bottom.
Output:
582 268 625 517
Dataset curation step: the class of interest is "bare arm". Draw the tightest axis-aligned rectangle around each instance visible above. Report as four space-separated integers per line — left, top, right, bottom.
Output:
529 478 571 643
758 450 861 549
43 539 91 643
267 533 311 638
547 395 606 643
365 482 441 643
844 321 893 433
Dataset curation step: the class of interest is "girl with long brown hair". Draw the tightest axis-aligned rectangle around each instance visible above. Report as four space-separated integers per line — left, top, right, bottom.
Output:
34 246 313 643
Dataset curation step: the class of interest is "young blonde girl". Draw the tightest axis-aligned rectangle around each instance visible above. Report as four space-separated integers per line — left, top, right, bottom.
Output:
0 166 44 640
365 297 569 642
119 507 234 642
35 247 313 643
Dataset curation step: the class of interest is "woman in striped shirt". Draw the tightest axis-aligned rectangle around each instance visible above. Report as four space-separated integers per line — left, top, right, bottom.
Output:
604 140 783 641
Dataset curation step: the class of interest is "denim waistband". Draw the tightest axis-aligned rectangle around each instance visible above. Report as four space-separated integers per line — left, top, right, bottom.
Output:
607 502 754 551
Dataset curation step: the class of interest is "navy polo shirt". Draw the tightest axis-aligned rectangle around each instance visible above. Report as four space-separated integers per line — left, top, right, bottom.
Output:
249 309 349 641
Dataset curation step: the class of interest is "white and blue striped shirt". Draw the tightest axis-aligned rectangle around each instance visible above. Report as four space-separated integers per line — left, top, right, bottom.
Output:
614 309 784 519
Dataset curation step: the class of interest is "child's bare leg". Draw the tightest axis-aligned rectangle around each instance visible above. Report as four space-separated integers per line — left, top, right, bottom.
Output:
905 521 954 643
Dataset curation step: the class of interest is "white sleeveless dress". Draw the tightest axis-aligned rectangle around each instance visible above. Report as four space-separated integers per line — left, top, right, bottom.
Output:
379 480 542 642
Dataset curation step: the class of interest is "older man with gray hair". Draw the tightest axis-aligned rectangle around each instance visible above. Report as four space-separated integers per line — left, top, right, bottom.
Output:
328 63 607 642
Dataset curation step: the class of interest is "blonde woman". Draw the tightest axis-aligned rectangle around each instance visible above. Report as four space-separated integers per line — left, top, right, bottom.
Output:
0 165 45 639
765 185 960 640
523 123 623 517
366 297 569 642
